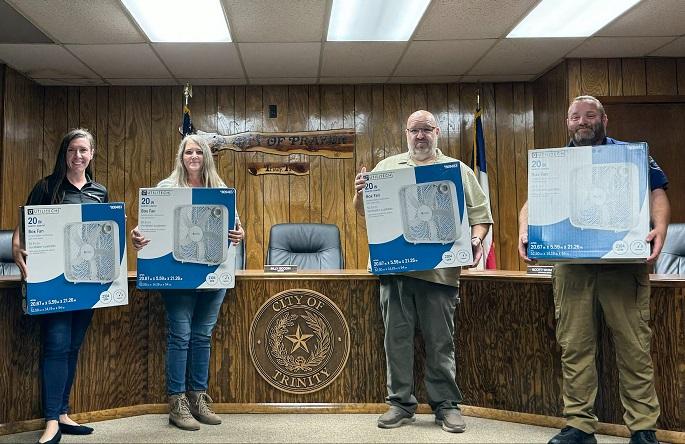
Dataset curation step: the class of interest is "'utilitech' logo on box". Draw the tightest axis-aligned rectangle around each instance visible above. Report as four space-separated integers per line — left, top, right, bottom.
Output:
366 172 394 180
27 208 60 215
142 190 172 196
531 151 567 159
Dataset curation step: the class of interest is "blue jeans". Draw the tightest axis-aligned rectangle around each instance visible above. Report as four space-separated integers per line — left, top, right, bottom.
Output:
40 309 94 420
162 289 226 395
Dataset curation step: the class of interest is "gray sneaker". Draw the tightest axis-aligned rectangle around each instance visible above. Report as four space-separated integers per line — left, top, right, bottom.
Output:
435 408 466 433
377 406 416 429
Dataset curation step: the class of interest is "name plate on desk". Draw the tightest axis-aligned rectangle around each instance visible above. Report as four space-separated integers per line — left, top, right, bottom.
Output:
527 265 554 276
264 264 298 273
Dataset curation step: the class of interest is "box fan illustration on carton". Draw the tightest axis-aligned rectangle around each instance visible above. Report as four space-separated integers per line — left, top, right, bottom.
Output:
569 162 640 232
399 180 461 244
64 220 120 284
172 204 229 265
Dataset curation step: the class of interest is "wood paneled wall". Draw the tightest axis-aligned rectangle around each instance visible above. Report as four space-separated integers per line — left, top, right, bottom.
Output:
1 66 534 271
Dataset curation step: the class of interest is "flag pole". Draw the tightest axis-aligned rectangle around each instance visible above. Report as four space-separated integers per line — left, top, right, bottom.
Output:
184 82 193 106
181 82 195 136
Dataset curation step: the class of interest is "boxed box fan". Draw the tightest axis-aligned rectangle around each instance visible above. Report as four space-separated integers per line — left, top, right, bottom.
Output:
137 188 237 289
527 143 650 262
22 202 128 315
362 162 472 274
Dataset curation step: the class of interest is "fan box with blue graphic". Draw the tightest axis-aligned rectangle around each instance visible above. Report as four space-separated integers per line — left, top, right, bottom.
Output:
22 203 128 315
363 162 472 274
137 188 236 289
528 143 650 262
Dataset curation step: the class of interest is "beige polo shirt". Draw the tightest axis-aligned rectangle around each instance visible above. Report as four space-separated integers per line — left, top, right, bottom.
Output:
370 149 493 287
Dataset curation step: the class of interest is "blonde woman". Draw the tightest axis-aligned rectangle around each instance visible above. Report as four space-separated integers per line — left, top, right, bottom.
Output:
131 135 244 430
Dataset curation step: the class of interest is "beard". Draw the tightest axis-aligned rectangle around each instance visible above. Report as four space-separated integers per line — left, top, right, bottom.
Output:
571 121 606 146
408 141 437 162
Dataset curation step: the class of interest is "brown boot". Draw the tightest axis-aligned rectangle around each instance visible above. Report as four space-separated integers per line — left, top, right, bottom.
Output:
168 393 201 431
186 391 222 425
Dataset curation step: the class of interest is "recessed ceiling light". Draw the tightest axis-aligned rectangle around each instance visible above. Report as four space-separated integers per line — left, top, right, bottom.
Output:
507 0 641 38
327 0 431 41
121 0 231 42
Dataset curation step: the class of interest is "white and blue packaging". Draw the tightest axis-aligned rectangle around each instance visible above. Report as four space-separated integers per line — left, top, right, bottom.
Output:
528 143 650 262
22 202 128 315
363 162 472 274
136 188 237 289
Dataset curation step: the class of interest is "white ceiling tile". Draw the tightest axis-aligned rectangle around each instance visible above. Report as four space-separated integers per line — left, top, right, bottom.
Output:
319 77 388 84
388 76 461 84
598 0 685 37
223 0 325 42
185 78 247 85
394 40 495 76
321 43 406 77
7 0 145 44
568 37 675 58
460 74 535 83
649 37 685 56
414 0 538 40
106 78 179 86
239 43 320 77
0 44 98 78
36 78 107 86
153 43 244 78
469 38 583 75
67 44 171 78
249 78 317 85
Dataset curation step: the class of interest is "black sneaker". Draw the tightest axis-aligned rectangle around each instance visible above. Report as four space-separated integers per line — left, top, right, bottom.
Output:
377 406 415 429
629 430 659 444
548 426 597 444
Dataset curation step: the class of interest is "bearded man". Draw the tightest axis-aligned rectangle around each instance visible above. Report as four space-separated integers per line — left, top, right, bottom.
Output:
518 96 670 444
353 110 493 434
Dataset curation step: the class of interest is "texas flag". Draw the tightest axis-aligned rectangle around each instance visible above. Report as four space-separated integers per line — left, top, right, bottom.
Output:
471 108 496 269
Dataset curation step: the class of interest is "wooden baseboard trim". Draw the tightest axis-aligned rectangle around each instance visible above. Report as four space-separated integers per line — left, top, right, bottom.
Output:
2 403 683 443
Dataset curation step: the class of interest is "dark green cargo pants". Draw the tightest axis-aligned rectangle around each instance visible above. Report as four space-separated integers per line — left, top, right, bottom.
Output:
379 275 463 414
552 263 659 433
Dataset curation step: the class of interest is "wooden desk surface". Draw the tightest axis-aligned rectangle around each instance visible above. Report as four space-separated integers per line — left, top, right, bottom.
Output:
1 268 683 287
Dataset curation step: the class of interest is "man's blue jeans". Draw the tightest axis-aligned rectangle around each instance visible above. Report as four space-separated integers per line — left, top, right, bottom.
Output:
40 309 94 420
162 289 226 395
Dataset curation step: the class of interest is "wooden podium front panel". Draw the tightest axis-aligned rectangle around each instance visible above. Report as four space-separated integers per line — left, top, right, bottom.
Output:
159 276 388 405
1 271 683 433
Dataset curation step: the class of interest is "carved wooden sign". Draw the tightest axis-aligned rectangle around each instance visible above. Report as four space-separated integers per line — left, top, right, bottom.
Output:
197 128 355 159
247 162 309 176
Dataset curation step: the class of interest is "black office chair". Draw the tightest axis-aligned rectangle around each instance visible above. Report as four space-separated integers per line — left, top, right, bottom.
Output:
266 223 343 270
0 230 20 276
655 223 685 275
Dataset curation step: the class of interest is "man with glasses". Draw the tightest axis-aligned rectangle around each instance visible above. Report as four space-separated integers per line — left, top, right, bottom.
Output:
518 96 670 444
353 110 492 433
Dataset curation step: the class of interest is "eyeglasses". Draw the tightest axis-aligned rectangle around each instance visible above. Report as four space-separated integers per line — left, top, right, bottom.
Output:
406 127 436 135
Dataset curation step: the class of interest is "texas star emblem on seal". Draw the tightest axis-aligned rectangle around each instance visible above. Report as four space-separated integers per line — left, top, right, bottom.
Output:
249 289 350 394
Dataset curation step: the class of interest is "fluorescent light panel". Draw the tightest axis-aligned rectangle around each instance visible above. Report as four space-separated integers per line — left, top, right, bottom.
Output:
121 0 231 42
327 0 431 41
507 0 641 38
